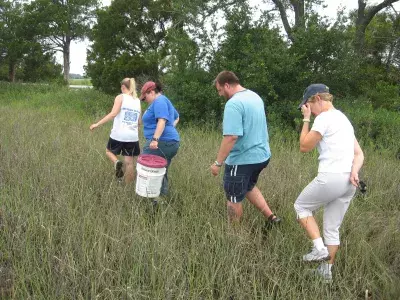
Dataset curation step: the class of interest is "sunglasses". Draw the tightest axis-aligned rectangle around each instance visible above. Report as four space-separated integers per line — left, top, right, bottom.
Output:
141 90 153 101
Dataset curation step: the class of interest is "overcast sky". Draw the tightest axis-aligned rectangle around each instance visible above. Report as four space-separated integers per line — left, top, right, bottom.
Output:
66 0 395 75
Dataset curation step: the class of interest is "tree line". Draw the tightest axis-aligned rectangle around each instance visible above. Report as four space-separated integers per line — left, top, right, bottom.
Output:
1 0 399 118
0 0 98 83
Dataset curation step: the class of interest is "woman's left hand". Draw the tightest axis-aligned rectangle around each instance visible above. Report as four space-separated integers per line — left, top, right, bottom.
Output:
301 103 311 119
149 141 158 149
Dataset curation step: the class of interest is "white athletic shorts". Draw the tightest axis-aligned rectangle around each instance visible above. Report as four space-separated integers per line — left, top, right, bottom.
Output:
294 172 356 245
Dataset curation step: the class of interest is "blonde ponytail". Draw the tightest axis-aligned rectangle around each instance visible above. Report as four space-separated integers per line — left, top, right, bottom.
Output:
129 78 137 98
121 77 138 98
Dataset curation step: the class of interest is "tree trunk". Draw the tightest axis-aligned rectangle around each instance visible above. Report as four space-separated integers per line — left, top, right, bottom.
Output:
271 0 305 43
8 61 16 82
386 11 400 75
290 0 305 30
63 36 71 84
355 0 400 54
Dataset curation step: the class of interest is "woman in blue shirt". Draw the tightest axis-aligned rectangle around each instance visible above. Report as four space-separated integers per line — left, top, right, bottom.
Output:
140 81 180 196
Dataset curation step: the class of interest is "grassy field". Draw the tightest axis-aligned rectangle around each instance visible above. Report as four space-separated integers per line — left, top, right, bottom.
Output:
0 84 399 299
69 78 92 86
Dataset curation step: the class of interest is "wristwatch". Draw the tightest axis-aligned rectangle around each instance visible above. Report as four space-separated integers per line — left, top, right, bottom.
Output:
152 137 159 142
214 160 223 167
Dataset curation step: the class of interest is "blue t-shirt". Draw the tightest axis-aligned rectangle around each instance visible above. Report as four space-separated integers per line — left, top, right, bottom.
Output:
142 95 180 141
223 89 271 165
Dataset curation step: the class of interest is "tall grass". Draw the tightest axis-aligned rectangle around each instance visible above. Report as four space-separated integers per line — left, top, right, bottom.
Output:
69 79 92 86
0 84 399 299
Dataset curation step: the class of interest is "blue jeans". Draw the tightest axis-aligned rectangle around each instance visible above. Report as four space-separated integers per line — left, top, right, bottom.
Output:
143 140 180 195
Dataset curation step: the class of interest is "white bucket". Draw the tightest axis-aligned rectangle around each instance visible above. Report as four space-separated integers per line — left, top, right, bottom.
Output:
135 155 167 198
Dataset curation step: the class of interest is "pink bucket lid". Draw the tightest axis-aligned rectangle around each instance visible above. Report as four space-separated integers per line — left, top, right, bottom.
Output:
138 154 167 168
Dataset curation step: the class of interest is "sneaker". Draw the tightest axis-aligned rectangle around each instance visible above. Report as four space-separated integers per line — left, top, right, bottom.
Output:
303 246 330 262
152 198 159 207
311 263 333 283
115 160 124 178
152 197 166 207
263 213 282 231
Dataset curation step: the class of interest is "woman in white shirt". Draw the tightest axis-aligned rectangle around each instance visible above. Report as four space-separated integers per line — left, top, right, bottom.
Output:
295 84 364 282
90 78 141 183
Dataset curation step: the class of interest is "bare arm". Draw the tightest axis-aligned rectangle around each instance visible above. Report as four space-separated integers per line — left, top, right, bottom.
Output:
211 135 238 176
350 138 364 187
153 118 166 139
299 122 322 152
149 118 167 149
90 95 122 130
216 135 238 163
138 114 142 125
299 103 322 152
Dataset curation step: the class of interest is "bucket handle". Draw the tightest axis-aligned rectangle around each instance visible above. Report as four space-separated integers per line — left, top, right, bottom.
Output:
143 145 168 160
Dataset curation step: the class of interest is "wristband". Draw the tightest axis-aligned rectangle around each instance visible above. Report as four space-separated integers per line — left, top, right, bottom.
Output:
214 161 223 167
303 119 310 122
152 137 159 142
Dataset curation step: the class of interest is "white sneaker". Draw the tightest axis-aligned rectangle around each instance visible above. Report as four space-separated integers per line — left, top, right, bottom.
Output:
303 247 330 262
312 263 333 283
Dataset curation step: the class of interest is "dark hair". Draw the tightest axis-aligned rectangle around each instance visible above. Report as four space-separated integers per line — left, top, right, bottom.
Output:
154 81 163 93
214 71 240 86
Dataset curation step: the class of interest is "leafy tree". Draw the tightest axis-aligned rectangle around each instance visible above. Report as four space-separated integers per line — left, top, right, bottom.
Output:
0 0 62 82
86 0 174 94
20 43 63 82
362 10 400 80
287 14 361 97
25 0 99 83
211 3 297 102
269 0 324 43
0 0 29 82
354 0 399 54
87 0 243 94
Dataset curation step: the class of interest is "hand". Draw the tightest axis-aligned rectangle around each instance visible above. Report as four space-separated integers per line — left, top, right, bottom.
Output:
149 141 158 149
210 164 221 176
90 123 99 131
301 103 311 119
350 171 359 187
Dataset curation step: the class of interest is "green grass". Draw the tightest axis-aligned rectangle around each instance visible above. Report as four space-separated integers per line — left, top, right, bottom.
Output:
0 84 399 299
69 78 92 86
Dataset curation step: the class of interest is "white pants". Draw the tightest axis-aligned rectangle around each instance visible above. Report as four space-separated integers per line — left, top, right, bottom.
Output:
294 173 356 245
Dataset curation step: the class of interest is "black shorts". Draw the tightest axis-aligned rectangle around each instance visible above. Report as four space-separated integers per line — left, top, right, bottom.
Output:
106 137 140 156
223 159 270 203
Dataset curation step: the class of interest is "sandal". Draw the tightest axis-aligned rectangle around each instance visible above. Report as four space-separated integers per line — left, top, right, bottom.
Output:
264 213 282 230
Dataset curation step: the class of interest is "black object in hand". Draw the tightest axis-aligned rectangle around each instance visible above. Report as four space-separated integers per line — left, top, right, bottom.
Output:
358 181 367 194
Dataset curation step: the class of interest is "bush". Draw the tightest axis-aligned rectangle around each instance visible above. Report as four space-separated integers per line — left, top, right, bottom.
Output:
336 97 400 155
365 81 400 111
162 68 223 127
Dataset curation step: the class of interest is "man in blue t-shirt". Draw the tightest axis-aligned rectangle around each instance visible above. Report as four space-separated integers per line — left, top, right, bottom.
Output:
210 71 281 228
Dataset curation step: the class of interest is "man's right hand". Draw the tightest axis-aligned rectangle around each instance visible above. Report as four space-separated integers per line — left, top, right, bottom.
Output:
211 164 221 176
